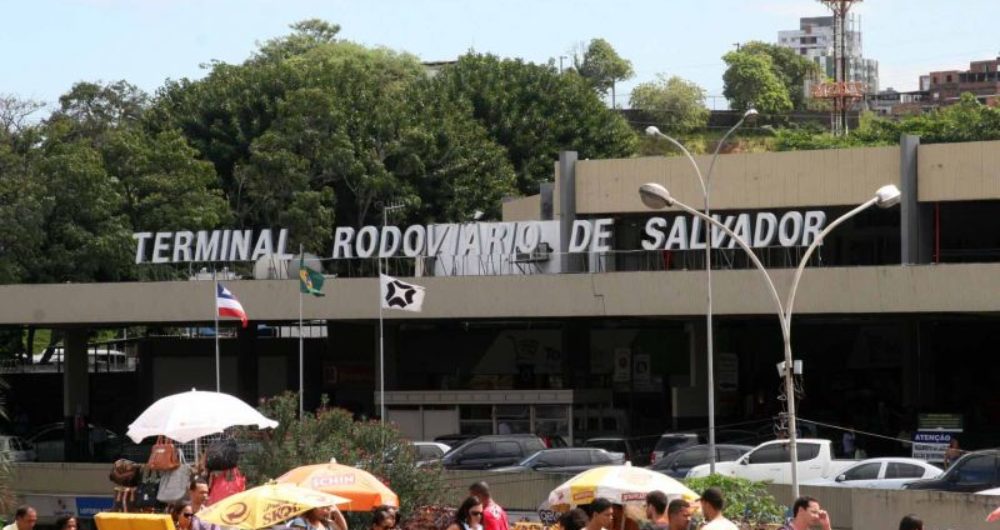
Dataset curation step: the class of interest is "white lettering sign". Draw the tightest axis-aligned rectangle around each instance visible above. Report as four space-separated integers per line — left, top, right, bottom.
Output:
132 229 292 264
641 211 827 250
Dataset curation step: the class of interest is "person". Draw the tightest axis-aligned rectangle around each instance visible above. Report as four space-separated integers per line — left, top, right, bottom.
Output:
698 488 737 530
583 498 613 530
171 503 195 530
644 491 669 529
370 506 396 530
3 506 37 530
54 516 78 530
558 509 589 530
469 482 508 530
445 496 484 530
188 478 219 530
841 426 856 458
943 438 962 467
289 506 349 530
899 514 923 530
782 496 831 530
666 500 692 530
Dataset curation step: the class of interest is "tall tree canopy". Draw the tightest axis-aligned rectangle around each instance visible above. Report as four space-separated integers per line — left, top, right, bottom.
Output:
433 52 638 193
722 50 793 115
574 38 634 108
734 42 821 110
629 75 709 134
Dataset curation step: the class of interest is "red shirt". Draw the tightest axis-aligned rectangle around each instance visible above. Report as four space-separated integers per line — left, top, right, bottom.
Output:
481 499 509 530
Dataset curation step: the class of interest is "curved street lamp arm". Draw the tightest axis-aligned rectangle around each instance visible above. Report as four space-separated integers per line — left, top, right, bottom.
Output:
705 116 748 195
649 131 708 198
783 196 879 340
671 200 787 328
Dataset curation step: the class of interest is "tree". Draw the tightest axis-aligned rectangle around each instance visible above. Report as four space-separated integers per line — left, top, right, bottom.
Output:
575 38 634 108
629 74 709 134
684 475 785 524
722 51 793 115
736 42 820 110
434 53 638 193
239 393 446 526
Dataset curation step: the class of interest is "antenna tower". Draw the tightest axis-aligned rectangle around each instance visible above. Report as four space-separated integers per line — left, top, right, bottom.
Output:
813 0 864 135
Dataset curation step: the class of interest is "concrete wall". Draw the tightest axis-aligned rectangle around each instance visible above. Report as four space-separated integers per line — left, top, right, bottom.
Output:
1 263 998 325
573 147 900 214
503 195 542 222
918 140 1000 201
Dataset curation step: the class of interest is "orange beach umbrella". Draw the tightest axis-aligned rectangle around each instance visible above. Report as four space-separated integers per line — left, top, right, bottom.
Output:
276 458 399 511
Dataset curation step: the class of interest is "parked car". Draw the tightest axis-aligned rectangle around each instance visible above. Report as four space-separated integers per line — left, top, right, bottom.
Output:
441 434 546 470
411 441 451 463
649 433 702 465
0 435 36 462
434 433 479 448
491 448 624 474
584 437 650 466
687 438 855 484
648 444 752 479
904 450 1000 492
28 422 122 462
801 457 942 489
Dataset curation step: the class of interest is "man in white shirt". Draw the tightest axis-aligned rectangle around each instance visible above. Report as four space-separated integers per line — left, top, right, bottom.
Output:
698 488 737 530
3 506 37 530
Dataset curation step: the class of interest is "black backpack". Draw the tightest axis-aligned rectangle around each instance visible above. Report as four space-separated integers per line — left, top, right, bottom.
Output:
205 438 240 471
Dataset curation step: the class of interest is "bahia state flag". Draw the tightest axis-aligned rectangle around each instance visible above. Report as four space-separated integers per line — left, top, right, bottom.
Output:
216 282 248 327
299 257 325 297
379 274 425 312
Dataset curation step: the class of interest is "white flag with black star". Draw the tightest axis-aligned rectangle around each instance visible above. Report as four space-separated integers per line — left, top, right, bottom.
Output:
380 274 425 312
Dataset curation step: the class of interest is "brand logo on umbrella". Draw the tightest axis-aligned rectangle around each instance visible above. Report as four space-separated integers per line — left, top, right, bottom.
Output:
311 474 356 487
222 502 250 524
620 493 645 502
263 503 304 525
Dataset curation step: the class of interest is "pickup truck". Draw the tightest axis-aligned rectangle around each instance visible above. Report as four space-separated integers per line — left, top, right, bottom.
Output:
686 438 855 484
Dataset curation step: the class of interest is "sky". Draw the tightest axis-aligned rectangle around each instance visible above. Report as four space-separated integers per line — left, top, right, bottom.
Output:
3 0 1000 112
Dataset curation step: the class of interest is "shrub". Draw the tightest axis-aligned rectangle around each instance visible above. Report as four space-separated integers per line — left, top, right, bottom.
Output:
683 475 786 525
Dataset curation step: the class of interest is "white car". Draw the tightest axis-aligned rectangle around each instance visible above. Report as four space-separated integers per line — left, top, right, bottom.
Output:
801 457 942 489
0 435 37 462
411 441 451 463
976 487 1000 495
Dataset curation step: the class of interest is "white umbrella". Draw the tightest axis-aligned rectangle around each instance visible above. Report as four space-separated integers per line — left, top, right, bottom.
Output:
546 464 698 509
127 389 278 443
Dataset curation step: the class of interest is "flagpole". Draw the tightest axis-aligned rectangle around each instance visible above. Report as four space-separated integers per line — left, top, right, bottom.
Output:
214 277 220 392
298 244 304 419
378 209 386 425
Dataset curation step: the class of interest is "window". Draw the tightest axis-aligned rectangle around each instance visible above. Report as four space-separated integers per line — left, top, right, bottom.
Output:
535 452 567 467
747 445 789 464
562 451 590 466
797 443 821 461
495 442 522 458
462 443 491 459
955 455 996 484
886 462 927 479
674 447 711 467
416 445 442 459
843 462 881 481
525 439 546 454
591 450 615 465
946 75 953 83
720 447 748 461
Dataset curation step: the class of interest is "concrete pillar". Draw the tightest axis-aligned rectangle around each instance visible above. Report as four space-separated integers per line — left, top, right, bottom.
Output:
558 151 579 273
63 328 90 462
900 135 932 264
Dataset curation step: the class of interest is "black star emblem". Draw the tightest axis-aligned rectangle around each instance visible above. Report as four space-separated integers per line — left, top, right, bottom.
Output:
385 280 417 308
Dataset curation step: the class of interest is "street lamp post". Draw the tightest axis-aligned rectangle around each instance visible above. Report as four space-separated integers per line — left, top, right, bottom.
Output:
643 109 757 473
637 182 900 500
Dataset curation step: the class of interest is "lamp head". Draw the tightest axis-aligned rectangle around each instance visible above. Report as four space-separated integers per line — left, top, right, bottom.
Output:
743 108 759 121
644 125 662 137
874 184 902 208
472 210 484 220
638 182 674 209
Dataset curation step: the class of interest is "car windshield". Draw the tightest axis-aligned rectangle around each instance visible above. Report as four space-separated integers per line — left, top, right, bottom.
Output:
655 435 693 452
586 440 626 453
518 450 543 466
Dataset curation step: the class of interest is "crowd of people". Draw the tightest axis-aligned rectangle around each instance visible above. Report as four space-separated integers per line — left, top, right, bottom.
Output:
0 481 935 530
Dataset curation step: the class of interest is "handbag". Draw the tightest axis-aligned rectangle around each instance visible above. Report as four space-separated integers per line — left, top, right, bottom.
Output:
207 467 246 505
157 450 192 503
205 438 239 471
132 468 163 512
112 486 136 512
147 436 180 471
109 459 142 487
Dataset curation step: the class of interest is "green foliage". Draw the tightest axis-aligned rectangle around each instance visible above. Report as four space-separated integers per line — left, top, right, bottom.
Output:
736 42 820 110
574 38 634 100
683 475 786 524
435 53 638 194
239 393 446 527
722 51 792 116
629 75 709 134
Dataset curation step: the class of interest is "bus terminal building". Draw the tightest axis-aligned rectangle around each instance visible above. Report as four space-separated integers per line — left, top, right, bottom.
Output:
2 135 998 455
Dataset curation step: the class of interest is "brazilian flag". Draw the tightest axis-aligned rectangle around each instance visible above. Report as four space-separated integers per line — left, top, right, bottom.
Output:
299 257 325 297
